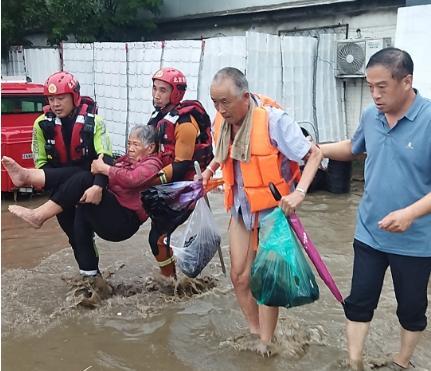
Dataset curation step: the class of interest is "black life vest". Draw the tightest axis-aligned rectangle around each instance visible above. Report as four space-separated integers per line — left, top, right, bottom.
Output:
39 97 97 166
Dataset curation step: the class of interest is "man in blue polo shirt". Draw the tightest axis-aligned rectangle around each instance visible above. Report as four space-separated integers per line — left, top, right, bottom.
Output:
322 47 431 370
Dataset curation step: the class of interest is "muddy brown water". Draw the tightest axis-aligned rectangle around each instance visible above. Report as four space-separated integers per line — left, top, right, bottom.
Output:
2 184 430 371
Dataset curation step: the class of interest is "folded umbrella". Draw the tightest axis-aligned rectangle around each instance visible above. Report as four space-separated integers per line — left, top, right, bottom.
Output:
269 182 344 304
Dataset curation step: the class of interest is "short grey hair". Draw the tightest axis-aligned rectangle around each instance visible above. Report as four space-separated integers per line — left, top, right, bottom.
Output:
129 125 157 146
212 67 249 96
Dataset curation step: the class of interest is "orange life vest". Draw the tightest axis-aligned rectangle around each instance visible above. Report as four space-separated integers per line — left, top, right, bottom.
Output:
214 94 301 213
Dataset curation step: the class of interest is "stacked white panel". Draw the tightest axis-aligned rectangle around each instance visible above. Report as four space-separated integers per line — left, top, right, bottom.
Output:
93 43 127 152
62 43 95 99
161 39 203 101
127 41 163 131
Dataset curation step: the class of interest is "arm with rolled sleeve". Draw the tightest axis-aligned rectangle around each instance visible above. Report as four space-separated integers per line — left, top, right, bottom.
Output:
268 107 321 190
268 107 322 214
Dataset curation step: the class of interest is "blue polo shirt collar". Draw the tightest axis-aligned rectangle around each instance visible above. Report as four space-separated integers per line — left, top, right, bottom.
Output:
404 90 421 121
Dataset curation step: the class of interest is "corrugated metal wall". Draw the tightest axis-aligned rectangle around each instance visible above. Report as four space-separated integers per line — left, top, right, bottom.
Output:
198 36 247 120
23 48 61 84
2 47 26 77
315 34 346 142
246 32 282 104
3 32 347 151
281 36 317 137
1 46 60 83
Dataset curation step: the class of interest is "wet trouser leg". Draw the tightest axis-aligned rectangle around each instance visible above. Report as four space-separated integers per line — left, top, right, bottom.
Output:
50 171 99 274
344 239 431 331
56 207 90 270
389 253 431 331
148 223 176 278
343 239 388 322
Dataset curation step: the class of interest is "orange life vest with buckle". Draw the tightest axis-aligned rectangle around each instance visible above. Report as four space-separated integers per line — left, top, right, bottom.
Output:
213 94 301 213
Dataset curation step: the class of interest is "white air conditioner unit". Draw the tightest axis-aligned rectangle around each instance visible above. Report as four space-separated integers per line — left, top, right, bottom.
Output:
336 38 391 78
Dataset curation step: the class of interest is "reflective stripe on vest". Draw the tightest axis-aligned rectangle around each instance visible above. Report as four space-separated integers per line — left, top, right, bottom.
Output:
155 101 213 179
39 104 95 165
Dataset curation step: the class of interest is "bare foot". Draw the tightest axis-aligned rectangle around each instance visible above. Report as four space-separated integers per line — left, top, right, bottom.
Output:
349 359 365 371
255 341 278 358
8 205 43 229
1 156 29 187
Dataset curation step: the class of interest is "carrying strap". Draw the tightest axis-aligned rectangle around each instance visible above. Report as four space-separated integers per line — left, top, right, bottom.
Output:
39 111 60 165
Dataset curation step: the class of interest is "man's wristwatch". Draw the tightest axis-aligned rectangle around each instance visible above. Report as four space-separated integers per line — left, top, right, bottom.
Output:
295 186 306 196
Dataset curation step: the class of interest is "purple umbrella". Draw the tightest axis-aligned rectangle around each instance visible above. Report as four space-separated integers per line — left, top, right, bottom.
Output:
269 183 344 304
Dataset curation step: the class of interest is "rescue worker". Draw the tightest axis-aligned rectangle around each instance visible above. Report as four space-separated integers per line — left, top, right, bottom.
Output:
201 67 322 354
147 67 213 278
32 71 113 289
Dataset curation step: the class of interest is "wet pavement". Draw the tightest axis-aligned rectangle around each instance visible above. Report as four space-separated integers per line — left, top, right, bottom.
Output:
1 183 430 371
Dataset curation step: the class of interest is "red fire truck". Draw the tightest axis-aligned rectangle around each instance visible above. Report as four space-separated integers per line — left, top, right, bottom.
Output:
1 79 46 196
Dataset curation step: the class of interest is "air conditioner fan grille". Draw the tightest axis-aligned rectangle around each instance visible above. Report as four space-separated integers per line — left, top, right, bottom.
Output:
337 43 366 74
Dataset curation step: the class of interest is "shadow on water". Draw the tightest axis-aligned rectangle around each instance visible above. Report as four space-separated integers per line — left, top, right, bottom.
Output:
2 185 430 371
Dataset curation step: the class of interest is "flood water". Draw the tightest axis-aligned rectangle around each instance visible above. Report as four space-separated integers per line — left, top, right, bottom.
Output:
2 183 430 371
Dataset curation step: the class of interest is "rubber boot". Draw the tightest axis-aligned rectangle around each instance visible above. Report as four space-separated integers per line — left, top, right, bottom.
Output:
154 234 176 278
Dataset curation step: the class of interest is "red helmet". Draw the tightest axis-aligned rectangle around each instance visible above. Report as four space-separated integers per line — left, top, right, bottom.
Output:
152 67 187 106
44 71 81 107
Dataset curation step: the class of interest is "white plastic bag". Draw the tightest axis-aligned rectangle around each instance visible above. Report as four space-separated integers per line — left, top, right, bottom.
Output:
170 198 221 278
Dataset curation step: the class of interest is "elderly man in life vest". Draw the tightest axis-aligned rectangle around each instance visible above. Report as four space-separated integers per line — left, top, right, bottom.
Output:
201 67 322 354
146 67 213 278
31 71 113 292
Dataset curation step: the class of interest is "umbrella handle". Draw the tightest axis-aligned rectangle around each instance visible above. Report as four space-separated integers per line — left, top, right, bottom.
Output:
269 182 282 201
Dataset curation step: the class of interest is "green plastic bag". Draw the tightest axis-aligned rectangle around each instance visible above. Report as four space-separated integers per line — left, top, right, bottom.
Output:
250 208 319 308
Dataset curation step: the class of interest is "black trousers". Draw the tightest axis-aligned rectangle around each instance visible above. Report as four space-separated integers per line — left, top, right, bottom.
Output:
45 169 141 272
344 239 431 331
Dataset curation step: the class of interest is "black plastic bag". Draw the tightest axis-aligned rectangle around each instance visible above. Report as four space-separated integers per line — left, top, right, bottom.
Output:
141 180 204 235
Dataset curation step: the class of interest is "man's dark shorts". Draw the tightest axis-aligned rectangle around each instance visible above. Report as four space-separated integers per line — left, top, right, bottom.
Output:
344 239 431 331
